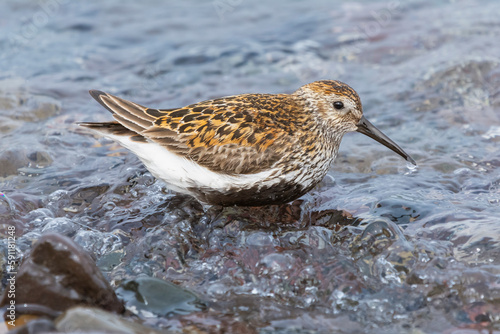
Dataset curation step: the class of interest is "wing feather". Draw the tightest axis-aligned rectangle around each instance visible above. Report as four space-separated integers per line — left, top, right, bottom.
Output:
87 90 301 175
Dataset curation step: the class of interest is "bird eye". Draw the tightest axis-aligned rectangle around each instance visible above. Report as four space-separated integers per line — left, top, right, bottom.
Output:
333 101 344 110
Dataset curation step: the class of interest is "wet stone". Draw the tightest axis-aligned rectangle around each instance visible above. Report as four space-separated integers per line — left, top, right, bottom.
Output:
0 93 18 110
26 151 53 169
0 149 30 177
70 184 111 207
350 219 414 279
0 233 124 315
0 116 21 134
0 192 16 220
55 306 165 334
73 230 124 271
371 198 425 225
351 218 405 256
6 318 56 334
40 217 79 236
116 276 203 317
7 93 61 122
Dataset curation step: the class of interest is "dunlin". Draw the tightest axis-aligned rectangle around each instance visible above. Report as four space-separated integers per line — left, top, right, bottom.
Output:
80 80 415 206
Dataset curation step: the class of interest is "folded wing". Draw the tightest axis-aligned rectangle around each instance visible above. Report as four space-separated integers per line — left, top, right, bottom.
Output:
81 90 296 175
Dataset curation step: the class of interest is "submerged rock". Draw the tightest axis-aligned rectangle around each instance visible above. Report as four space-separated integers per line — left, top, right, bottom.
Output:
116 276 203 317
0 149 31 177
0 233 124 315
6 318 56 334
55 306 167 334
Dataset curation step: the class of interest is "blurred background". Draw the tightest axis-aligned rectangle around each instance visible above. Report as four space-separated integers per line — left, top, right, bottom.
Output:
1 0 500 333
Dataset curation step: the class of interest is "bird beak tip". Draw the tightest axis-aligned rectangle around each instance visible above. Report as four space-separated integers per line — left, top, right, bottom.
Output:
356 116 416 165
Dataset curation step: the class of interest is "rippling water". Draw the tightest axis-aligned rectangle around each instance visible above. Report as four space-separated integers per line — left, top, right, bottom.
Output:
1 0 500 332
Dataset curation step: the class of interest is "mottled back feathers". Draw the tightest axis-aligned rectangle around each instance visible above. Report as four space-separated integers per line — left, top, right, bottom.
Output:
83 90 310 175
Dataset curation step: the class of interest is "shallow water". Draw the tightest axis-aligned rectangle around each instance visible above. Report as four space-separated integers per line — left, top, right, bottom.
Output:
1 0 500 332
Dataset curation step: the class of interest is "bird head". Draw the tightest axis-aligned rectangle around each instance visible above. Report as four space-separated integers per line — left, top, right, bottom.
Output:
294 80 416 165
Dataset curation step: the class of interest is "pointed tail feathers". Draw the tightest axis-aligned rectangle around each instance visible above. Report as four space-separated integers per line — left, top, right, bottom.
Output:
88 90 157 133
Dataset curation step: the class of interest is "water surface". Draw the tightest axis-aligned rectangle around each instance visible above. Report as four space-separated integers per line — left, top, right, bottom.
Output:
1 0 500 332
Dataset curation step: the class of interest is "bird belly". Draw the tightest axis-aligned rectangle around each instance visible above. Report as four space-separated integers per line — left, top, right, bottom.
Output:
104 134 303 204
95 132 332 206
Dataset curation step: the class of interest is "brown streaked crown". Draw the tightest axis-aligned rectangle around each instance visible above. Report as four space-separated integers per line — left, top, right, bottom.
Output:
301 80 363 113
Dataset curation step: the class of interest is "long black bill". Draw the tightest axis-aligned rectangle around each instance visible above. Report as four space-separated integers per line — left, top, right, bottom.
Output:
356 116 416 165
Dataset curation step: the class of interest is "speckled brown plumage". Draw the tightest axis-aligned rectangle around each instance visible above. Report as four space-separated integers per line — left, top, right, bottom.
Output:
145 94 308 175
79 80 415 206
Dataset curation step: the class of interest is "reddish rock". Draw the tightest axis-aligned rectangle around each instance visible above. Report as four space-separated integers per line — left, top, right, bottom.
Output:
0 233 123 315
